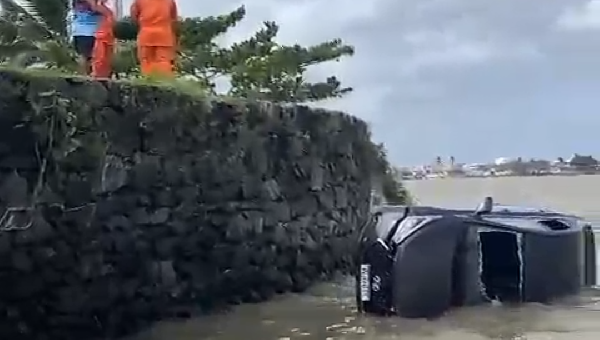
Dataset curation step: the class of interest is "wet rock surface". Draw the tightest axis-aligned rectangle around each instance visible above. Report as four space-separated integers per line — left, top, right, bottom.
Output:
0 70 375 340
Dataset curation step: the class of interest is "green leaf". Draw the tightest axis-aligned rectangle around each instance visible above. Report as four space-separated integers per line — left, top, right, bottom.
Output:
178 6 246 49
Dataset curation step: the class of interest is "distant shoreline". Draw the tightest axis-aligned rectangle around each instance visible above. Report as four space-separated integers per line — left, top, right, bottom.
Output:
403 172 600 181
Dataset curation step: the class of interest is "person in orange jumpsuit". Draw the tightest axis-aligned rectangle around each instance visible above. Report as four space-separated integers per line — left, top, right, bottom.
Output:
130 0 178 76
87 0 115 78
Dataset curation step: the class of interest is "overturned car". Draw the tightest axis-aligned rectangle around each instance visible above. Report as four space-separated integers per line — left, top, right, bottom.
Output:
356 197 597 318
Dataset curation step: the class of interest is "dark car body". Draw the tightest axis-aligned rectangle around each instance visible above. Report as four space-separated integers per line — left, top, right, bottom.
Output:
356 199 597 318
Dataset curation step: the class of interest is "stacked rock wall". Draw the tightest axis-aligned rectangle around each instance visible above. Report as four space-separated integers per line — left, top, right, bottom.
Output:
0 69 375 340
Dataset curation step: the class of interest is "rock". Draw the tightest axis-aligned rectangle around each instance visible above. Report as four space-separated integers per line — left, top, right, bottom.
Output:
0 170 28 206
0 69 376 340
13 212 54 245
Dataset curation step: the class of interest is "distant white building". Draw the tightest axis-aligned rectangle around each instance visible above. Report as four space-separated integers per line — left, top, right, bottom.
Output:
494 157 515 165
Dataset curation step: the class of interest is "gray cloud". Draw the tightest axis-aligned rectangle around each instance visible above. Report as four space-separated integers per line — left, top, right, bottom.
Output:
121 0 600 165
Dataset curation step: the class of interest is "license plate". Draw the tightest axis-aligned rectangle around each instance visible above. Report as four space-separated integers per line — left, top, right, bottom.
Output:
360 264 371 301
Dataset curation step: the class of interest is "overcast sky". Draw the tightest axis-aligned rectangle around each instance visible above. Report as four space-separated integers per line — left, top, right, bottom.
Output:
120 0 600 166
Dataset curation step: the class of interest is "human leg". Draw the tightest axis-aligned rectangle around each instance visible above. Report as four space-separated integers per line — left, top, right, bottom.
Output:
137 45 154 75
73 36 95 75
154 46 175 76
92 41 114 78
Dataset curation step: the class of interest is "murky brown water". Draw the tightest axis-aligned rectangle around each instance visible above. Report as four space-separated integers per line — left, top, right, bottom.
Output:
132 280 600 340
132 176 600 340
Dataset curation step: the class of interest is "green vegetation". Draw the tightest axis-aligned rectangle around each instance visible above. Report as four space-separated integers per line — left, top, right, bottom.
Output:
372 143 413 205
0 2 354 102
0 0 410 205
0 64 217 100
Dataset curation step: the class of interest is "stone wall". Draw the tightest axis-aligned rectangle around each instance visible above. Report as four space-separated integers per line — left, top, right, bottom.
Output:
0 70 375 340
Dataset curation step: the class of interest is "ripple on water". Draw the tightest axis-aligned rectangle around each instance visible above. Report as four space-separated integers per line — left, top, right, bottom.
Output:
129 281 600 340
131 236 600 340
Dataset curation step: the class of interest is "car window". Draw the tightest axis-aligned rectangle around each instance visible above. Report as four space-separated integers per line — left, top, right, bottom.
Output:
375 211 406 239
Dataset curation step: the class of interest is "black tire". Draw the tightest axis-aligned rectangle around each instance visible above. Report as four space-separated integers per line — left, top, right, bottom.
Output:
583 225 596 286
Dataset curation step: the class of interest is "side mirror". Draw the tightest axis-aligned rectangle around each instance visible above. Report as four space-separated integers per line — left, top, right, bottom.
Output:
475 196 493 216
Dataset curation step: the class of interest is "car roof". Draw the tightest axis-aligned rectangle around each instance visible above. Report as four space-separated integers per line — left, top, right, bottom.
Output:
372 204 581 219
372 203 587 239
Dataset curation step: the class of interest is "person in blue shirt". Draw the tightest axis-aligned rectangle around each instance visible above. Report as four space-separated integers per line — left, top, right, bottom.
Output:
69 0 101 74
